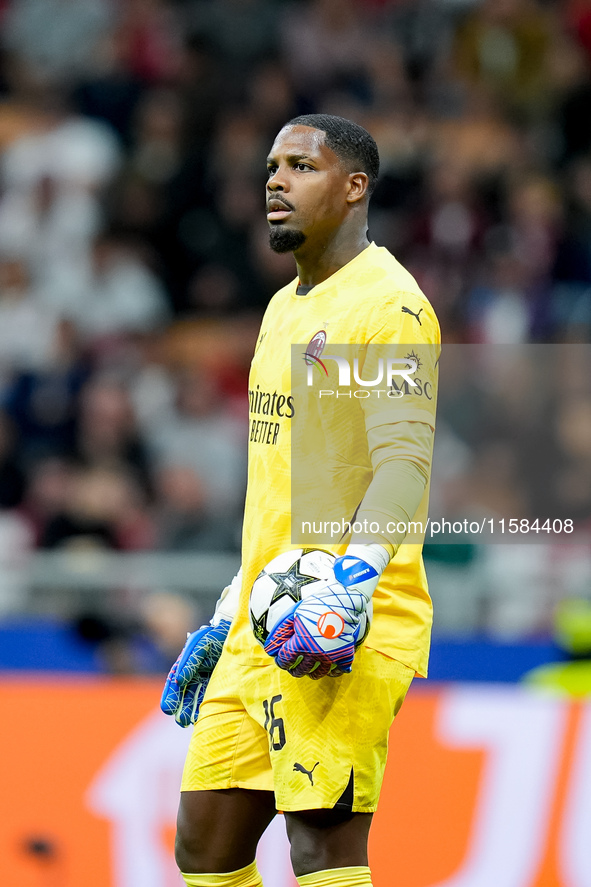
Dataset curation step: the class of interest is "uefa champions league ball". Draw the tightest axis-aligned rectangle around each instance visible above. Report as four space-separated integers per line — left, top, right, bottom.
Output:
250 548 335 646
249 548 371 649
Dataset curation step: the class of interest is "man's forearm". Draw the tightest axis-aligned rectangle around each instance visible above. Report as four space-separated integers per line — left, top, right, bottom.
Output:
352 420 433 554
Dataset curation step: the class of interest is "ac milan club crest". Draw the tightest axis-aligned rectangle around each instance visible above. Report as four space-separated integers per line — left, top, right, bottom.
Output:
305 330 327 363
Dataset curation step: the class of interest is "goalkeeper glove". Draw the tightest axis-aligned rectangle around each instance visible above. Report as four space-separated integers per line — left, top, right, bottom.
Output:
160 620 230 726
160 568 241 726
264 544 389 678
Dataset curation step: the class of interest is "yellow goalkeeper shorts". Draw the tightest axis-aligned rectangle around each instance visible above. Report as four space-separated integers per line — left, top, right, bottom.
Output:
180 644 414 813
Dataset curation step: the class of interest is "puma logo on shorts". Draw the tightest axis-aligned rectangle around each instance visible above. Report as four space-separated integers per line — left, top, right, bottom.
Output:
293 762 319 785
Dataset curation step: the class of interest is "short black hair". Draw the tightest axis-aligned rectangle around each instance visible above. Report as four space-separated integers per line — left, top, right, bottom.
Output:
285 114 380 196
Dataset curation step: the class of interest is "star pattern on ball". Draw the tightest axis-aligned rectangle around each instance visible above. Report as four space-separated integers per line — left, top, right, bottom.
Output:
268 562 318 606
251 610 268 644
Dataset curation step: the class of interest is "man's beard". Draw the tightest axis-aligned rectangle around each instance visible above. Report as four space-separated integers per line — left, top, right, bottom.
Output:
269 226 306 253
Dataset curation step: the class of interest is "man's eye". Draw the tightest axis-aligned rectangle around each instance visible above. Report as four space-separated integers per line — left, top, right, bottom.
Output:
295 163 311 171
267 166 277 176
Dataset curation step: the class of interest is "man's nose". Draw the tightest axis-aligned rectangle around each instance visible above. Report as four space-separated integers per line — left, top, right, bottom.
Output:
267 169 287 191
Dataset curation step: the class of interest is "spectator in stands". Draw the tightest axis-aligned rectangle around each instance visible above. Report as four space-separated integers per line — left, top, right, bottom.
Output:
153 463 237 552
0 257 58 377
0 410 25 509
3 0 114 86
58 231 169 343
189 0 278 78
281 0 372 105
0 173 102 291
2 318 89 462
40 463 153 551
140 590 200 672
74 376 152 492
145 368 246 520
1 92 121 194
452 0 553 120
18 456 74 546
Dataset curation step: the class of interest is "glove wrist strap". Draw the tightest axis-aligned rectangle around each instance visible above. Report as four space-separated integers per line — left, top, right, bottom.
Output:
334 543 390 601
211 567 242 626
345 543 390 575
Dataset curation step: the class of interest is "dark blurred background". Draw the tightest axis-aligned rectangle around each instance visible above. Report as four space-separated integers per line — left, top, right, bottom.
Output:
0 0 591 676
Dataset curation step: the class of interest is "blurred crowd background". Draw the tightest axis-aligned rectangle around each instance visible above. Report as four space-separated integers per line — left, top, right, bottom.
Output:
1 0 591 671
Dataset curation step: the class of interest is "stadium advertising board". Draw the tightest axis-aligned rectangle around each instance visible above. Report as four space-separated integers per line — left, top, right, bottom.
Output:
0 680 589 887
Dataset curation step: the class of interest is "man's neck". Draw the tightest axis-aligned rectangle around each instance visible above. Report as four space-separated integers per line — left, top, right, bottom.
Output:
293 229 370 288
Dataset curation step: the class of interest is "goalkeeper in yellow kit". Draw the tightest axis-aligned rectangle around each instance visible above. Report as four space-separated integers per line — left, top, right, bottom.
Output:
161 115 440 887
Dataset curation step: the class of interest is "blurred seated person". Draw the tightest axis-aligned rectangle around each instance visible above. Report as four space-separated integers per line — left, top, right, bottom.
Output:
140 590 201 673
18 456 74 545
74 375 152 492
44 232 170 345
0 257 59 379
452 0 553 120
154 463 238 552
145 367 246 520
41 463 154 550
3 317 89 463
0 411 26 509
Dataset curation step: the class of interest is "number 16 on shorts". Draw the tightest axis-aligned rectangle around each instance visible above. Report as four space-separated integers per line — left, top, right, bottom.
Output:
263 695 286 750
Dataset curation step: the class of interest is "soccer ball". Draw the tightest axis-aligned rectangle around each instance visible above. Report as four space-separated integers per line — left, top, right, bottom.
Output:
250 548 335 647
249 548 371 649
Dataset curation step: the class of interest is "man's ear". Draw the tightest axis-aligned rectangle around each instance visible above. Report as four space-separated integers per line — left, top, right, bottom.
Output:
346 172 369 205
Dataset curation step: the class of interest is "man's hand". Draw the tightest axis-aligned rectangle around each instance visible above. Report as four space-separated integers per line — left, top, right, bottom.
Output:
264 581 372 677
160 620 231 726
263 547 387 678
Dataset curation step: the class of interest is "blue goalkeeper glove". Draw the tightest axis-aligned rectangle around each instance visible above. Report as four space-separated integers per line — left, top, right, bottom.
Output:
160 620 231 726
264 544 389 678
160 568 242 726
